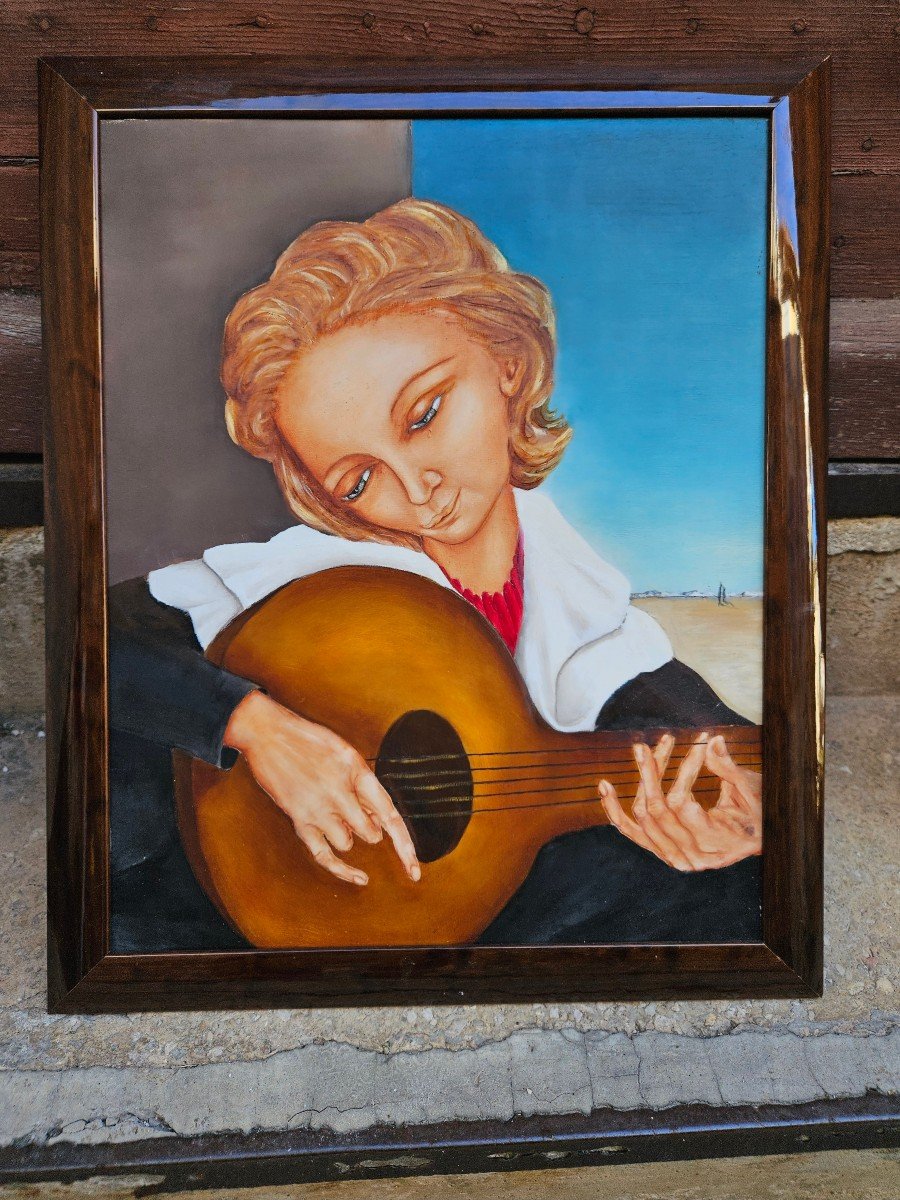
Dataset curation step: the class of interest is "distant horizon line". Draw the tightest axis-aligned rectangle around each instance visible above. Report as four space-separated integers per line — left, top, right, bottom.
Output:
632 589 763 599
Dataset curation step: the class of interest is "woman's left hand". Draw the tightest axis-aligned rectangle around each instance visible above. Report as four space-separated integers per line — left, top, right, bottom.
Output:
598 732 762 871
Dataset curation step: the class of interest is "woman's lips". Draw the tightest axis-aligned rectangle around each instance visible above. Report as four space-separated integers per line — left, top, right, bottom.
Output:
424 491 460 530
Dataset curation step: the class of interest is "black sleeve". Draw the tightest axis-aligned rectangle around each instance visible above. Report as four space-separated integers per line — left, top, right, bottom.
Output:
595 657 753 731
107 575 264 769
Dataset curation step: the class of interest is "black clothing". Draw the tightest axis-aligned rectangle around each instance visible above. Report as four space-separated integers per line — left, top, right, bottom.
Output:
108 577 261 774
107 576 760 953
475 830 760 944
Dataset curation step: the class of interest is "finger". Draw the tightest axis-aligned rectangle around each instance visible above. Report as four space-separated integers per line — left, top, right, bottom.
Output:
714 779 741 811
631 743 709 867
632 774 647 819
671 786 756 856
298 825 367 887
706 737 762 810
634 734 673 819
668 732 709 807
634 742 666 816
318 811 355 854
711 781 762 843
662 790 715 841
705 734 743 785
599 781 658 855
334 790 383 844
635 804 703 871
652 732 675 787
632 771 647 819
354 769 421 882
606 777 700 872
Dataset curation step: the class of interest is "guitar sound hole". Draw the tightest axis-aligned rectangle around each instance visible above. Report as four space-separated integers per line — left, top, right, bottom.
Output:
375 710 473 864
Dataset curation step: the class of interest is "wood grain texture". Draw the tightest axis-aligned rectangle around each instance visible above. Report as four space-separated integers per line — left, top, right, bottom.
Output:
0 163 38 288
57 944 803 1012
39 62 110 1008
831 172 900 299
0 2 895 169
0 289 42 451
829 299 900 458
41 59 827 1010
759 65 829 993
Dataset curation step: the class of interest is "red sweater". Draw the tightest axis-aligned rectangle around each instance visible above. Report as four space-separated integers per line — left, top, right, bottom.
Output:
439 532 525 656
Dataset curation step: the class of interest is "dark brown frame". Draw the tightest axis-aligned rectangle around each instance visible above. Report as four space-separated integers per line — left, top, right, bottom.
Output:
40 56 829 1013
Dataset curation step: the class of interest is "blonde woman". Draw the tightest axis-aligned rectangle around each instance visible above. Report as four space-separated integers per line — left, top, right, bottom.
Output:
108 199 762 952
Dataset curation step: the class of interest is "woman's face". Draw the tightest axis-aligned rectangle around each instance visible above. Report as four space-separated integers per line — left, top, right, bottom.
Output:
275 310 521 547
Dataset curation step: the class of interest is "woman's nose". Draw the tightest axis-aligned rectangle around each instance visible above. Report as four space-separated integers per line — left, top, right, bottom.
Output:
397 466 442 506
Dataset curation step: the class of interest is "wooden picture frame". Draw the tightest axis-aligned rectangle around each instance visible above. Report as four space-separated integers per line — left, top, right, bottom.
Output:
40 56 829 1013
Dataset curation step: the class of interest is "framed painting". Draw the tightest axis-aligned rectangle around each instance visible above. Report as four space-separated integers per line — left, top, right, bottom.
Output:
40 57 829 1012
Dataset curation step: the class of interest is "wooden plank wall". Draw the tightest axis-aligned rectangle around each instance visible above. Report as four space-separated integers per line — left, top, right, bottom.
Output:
0 1 897 459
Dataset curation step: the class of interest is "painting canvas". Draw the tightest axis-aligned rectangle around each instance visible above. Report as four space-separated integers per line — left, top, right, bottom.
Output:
98 105 772 955
100 105 770 955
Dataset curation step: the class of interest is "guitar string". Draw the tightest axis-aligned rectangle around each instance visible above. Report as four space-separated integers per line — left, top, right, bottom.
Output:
377 755 749 780
374 750 762 795
369 732 761 763
378 744 761 770
376 758 762 793
368 745 761 768
367 782 742 819
366 734 761 768
376 773 760 807
377 751 762 786
367 772 763 811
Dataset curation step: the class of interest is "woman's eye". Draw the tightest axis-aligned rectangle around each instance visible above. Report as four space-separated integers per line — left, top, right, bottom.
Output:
342 467 372 503
409 393 443 432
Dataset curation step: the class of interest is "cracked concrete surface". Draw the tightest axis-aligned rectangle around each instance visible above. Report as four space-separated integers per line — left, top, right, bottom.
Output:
2 1027 898 1146
0 519 898 1152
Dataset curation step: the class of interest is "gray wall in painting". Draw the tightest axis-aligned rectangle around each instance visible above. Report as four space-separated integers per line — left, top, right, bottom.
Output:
100 118 411 585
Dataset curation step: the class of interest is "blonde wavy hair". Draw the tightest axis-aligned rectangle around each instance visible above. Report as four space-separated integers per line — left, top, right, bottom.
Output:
221 197 571 549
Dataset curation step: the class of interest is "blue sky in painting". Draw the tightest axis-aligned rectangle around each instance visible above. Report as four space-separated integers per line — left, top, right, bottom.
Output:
411 117 768 595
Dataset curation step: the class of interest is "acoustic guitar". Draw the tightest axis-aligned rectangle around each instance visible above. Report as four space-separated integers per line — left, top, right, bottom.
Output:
173 566 762 948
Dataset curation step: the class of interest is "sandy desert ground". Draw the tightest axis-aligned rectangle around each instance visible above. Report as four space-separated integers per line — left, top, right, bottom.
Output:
632 597 763 724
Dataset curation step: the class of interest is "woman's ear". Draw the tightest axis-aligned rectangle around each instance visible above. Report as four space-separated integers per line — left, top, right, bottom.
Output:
498 356 525 399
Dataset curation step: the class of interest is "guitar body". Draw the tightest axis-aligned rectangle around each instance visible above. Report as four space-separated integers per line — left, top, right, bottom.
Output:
173 566 761 948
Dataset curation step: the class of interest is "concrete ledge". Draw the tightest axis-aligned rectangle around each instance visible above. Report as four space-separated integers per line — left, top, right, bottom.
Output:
2 1029 898 1147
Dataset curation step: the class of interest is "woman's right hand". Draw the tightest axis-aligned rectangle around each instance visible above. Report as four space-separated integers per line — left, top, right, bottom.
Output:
223 690 420 888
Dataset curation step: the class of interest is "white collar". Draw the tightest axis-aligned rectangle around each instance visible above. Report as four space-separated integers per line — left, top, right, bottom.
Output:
148 488 671 732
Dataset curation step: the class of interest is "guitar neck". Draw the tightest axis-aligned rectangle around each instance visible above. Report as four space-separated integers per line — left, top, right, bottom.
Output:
569 722 761 762
483 723 763 814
